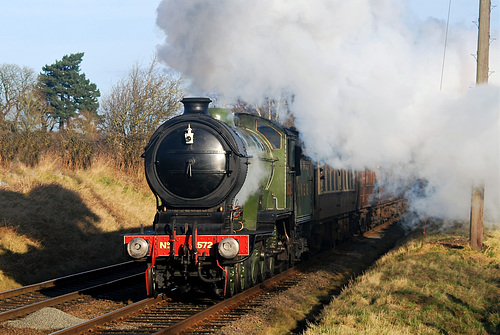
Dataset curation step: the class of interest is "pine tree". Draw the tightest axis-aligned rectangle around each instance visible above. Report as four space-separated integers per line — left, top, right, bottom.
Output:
38 53 100 130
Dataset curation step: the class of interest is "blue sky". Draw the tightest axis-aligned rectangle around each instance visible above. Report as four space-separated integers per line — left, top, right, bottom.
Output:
0 0 163 94
0 0 498 96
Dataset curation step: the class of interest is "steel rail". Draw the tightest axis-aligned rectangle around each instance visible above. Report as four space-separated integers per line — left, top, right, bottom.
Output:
0 273 142 322
49 218 403 334
50 295 165 335
153 266 302 335
49 268 301 335
0 261 136 300
158 217 403 334
53 222 396 333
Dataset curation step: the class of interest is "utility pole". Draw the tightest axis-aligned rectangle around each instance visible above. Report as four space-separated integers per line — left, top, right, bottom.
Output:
470 0 490 251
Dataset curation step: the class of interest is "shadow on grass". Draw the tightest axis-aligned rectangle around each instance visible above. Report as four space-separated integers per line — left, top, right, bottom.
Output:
0 184 148 290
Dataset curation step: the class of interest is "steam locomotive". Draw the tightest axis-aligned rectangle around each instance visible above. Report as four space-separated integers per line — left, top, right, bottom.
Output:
123 97 406 297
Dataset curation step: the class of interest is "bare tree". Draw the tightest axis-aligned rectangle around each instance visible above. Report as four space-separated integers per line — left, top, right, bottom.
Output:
15 88 53 132
101 58 184 168
231 91 295 126
0 64 54 133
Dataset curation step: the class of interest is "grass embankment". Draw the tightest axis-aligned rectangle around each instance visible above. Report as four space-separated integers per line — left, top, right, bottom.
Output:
303 226 500 334
0 157 156 291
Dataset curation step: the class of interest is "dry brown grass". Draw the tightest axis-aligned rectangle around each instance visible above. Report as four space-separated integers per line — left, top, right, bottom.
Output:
0 154 156 291
303 226 500 335
225 223 499 335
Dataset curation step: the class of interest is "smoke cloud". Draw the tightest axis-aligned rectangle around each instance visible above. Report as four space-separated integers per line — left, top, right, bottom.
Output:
156 0 500 224
234 149 269 207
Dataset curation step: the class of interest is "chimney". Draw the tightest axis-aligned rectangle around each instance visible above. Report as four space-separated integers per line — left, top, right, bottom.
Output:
181 97 212 115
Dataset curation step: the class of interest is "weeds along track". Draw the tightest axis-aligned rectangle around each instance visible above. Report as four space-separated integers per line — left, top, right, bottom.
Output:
0 261 146 323
48 219 405 335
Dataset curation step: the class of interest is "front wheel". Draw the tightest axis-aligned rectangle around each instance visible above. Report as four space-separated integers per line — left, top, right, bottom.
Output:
257 247 267 282
245 253 259 288
235 262 245 293
266 255 275 278
224 266 236 298
146 265 158 298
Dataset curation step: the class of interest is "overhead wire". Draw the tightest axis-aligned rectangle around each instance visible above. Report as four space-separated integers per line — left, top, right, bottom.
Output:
440 0 453 91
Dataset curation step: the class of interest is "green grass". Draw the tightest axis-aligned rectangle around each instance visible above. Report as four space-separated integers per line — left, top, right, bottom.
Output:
303 229 500 335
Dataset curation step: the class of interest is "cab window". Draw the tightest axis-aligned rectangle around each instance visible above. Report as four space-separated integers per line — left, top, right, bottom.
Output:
256 120 281 149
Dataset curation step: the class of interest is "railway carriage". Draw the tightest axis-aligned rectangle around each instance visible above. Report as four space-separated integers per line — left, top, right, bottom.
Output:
123 97 406 297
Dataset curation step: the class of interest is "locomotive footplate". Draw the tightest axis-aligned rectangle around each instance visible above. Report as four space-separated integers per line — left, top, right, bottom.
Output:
124 234 250 259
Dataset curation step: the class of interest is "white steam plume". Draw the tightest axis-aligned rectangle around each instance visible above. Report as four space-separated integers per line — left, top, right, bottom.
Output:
234 149 269 206
156 0 500 223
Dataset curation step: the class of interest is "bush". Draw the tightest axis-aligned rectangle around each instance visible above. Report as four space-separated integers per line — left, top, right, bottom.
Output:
0 129 148 175
0 131 53 167
61 136 96 170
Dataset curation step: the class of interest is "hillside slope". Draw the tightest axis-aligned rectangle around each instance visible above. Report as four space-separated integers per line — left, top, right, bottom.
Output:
302 227 500 334
0 160 156 290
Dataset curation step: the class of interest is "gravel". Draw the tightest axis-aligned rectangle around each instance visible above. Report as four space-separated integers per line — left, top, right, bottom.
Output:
4 307 88 330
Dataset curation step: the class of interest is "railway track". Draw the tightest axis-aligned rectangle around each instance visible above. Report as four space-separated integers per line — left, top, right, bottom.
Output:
51 264 302 335
46 219 403 334
0 261 146 323
0 218 403 334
